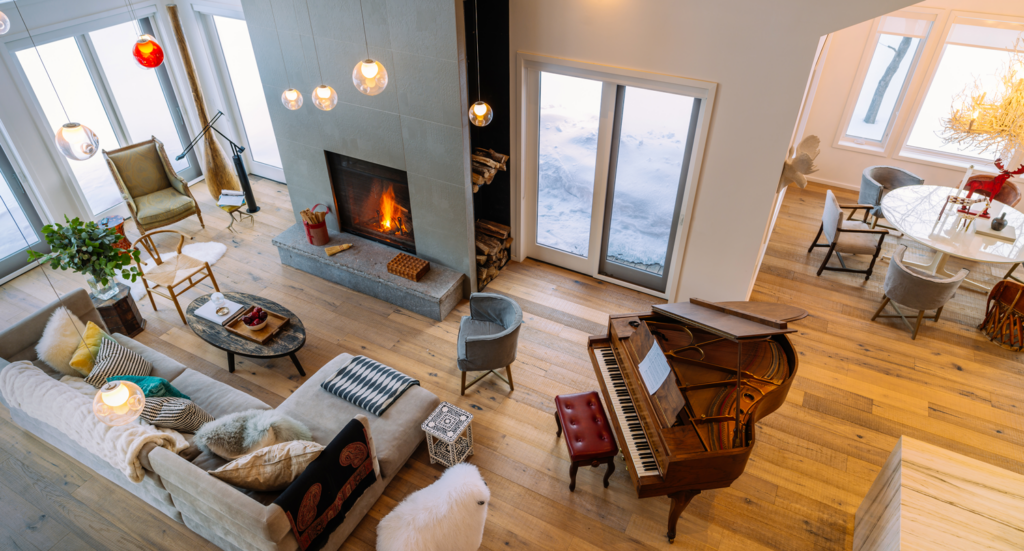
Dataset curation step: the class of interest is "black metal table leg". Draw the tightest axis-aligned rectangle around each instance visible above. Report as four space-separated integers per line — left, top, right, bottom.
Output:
289 352 306 377
228 352 235 373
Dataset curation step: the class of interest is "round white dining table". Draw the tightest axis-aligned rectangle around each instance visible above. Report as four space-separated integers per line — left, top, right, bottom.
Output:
880 184 1024 292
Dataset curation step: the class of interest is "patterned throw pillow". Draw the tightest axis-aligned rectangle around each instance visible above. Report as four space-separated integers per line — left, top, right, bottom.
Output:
84 339 154 388
141 397 215 432
209 441 325 491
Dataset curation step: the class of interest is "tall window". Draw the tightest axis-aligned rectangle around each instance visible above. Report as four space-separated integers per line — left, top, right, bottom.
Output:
14 18 199 216
842 15 931 145
906 17 1024 161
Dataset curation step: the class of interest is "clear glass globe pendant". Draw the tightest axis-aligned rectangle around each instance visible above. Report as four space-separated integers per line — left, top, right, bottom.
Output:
281 88 303 110
55 123 100 161
0 11 10 35
93 380 146 426
352 59 388 96
311 85 338 111
132 34 164 68
468 101 493 127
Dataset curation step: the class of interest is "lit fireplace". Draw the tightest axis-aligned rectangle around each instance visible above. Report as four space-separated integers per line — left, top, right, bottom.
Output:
327 153 416 253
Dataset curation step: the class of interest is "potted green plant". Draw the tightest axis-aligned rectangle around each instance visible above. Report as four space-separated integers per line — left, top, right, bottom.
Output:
26 216 141 300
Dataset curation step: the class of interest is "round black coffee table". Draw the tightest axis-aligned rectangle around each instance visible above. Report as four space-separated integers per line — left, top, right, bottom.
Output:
185 292 307 376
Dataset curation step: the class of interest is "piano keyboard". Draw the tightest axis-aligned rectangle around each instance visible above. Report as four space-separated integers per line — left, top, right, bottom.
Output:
596 346 662 477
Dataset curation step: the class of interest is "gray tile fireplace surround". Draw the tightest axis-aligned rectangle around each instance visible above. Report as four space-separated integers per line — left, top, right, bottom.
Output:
273 224 464 321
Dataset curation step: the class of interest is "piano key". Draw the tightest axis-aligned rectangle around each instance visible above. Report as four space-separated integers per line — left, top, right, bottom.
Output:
594 346 661 478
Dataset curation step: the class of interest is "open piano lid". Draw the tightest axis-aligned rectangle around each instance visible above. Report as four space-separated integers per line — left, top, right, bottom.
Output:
653 299 808 342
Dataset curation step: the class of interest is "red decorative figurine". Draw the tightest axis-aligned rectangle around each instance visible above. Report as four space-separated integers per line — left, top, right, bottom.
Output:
133 34 164 69
959 158 1024 218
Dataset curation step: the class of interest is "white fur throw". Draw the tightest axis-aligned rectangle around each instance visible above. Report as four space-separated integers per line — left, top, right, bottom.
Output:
193 409 312 459
36 307 86 377
0 361 189 483
377 463 490 551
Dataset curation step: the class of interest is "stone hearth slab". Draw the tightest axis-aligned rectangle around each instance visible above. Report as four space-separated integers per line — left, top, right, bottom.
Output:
272 224 465 321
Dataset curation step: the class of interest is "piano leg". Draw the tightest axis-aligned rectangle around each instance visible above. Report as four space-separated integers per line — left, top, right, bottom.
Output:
602 459 615 488
667 490 701 543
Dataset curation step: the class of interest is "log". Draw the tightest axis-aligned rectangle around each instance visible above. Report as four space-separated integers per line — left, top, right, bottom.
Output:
471 173 486 186
476 219 510 239
472 184 480 193
471 155 502 170
474 147 509 167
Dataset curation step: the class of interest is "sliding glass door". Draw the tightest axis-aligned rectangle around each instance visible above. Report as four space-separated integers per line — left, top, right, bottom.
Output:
0 144 47 281
202 13 283 182
525 63 707 295
13 17 200 217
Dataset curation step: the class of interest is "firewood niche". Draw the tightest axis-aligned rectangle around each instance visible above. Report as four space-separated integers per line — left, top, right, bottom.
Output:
475 219 512 289
471 148 509 193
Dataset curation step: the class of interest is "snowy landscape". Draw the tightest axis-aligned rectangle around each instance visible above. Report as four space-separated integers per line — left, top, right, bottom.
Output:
537 73 692 273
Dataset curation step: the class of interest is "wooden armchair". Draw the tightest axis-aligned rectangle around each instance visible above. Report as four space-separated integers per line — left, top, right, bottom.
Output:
808 190 889 280
103 137 204 235
133 230 220 324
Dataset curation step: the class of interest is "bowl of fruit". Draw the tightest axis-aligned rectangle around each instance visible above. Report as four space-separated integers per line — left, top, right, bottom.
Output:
242 306 269 331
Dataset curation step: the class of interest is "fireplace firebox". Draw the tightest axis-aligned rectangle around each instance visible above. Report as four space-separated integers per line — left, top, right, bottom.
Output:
327 152 415 253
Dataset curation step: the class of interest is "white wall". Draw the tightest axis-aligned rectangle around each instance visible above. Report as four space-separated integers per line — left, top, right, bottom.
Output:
0 0 244 225
803 0 1024 192
509 0 919 303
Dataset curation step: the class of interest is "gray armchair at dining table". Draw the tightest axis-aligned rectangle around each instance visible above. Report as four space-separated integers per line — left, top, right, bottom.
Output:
871 245 968 340
457 293 523 396
856 166 924 229
808 190 889 280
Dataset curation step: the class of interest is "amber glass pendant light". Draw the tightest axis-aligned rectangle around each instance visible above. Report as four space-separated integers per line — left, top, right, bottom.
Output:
352 0 388 96
468 0 492 127
13 1 99 161
281 88 303 110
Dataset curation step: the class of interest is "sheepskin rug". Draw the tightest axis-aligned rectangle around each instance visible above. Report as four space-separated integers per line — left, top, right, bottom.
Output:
377 463 490 551
118 241 227 300
193 409 311 459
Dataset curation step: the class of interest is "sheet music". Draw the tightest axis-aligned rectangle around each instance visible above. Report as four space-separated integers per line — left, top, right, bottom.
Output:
638 344 671 395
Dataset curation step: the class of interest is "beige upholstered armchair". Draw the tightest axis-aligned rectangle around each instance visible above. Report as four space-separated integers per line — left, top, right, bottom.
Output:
103 137 204 234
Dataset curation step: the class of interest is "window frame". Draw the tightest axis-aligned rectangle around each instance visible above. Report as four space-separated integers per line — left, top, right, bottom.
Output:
5 9 201 219
517 53 716 300
895 11 1024 172
833 10 935 157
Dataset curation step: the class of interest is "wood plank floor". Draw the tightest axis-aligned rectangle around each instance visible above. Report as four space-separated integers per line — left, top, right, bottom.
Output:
1 180 1022 550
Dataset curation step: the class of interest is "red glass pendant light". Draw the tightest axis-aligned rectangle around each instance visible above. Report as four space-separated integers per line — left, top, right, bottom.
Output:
133 34 163 68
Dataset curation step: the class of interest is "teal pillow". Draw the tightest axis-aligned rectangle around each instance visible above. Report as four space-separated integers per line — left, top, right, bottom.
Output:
107 376 190 400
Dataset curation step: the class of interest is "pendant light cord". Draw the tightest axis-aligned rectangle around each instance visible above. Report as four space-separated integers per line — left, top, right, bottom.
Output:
124 0 142 37
357 0 369 59
300 0 324 84
473 0 481 104
266 0 291 86
12 1 69 122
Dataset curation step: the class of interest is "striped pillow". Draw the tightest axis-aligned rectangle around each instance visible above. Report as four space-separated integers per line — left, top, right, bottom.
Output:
141 397 214 432
321 356 420 416
84 339 153 388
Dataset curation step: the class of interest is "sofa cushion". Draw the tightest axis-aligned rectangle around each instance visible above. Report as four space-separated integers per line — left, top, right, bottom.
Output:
109 375 189 399
142 397 215 432
84 339 154 387
69 321 113 376
111 334 187 382
277 354 440 478
210 440 324 492
135 187 196 227
169 369 271 419
36 306 86 377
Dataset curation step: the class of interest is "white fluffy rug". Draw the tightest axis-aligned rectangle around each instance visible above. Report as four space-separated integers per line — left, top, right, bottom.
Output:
117 242 228 300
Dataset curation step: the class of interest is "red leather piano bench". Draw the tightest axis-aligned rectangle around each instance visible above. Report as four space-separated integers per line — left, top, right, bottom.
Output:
554 391 618 492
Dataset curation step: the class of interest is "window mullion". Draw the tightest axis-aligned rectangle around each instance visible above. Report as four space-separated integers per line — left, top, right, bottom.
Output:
76 34 130 147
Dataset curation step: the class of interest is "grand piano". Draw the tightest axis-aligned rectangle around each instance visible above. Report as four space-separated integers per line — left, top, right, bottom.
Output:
588 298 806 542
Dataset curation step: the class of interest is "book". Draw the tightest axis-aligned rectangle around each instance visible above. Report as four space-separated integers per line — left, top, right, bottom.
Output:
218 194 245 207
193 299 244 325
221 190 244 196
976 221 1017 243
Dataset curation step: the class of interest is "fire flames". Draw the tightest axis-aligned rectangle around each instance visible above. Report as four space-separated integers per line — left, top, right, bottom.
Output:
376 184 408 235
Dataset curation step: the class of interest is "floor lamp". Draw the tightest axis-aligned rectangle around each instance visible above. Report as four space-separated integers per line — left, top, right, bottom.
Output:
177 111 260 214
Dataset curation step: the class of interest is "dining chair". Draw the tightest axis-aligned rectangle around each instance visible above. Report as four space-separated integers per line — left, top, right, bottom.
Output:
457 293 523 395
856 166 924 229
103 137 204 236
871 245 968 339
132 230 220 324
808 190 889 280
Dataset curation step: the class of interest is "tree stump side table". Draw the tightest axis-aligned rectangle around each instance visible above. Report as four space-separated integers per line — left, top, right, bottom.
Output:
91 282 146 337
421 401 474 467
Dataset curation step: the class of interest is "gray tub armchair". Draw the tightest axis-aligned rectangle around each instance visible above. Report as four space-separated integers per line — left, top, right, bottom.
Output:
871 245 967 339
857 166 924 229
457 293 523 395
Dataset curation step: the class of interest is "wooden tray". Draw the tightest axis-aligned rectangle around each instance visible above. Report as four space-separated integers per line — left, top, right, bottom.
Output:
225 306 290 345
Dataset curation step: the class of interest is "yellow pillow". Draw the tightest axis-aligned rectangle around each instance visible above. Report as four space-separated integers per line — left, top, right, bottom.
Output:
69 322 111 376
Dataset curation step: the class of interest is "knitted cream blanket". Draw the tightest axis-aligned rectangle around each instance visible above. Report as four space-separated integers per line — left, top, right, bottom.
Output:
0 361 189 483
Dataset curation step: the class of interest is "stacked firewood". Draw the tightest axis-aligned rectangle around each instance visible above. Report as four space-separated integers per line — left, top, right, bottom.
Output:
475 219 512 288
471 148 509 193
